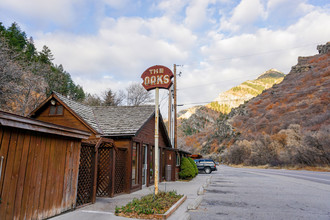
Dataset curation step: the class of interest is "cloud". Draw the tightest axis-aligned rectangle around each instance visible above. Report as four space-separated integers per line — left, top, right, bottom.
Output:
156 0 189 18
0 0 86 28
184 0 214 30
34 16 197 87
176 8 330 109
103 0 130 9
220 0 266 32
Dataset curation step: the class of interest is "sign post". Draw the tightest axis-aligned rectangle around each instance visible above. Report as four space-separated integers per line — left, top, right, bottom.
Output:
141 65 174 195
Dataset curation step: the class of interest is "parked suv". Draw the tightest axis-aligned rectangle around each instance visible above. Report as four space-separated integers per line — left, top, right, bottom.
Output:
194 159 217 174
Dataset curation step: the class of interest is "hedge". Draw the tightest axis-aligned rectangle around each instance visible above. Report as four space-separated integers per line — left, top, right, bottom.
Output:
179 157 196 179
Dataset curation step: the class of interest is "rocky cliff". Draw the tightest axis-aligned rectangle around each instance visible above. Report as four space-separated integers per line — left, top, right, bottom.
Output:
208 69 284 114
178 42 329 166
218 42 330 166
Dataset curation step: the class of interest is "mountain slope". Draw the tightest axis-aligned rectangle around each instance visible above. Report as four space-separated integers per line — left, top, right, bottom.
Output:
208 69 284 114
178 69 285 155
215 42 330 166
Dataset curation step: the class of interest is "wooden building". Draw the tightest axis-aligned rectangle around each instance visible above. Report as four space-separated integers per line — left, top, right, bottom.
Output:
29 92 177 207
0 110 90 220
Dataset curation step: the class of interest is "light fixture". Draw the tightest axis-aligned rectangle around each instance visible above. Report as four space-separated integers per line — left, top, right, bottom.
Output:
51 100 56 105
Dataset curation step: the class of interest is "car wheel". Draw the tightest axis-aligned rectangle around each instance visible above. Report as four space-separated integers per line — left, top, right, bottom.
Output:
204 167 211 174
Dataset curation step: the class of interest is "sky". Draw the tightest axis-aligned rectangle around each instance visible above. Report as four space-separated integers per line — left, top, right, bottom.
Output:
1 0 330 116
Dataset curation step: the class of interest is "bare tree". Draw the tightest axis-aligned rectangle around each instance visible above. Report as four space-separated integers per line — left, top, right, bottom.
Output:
0 37 47 115
83 93 102 106
126 82 153 106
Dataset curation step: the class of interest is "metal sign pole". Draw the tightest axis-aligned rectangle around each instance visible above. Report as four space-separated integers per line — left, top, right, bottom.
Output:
154 87 159 195
141 65 174 195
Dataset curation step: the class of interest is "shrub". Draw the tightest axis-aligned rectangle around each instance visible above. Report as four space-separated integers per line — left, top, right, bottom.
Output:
179 157 196 179
187 157 198 176
223 140 251 165
247 135 279 166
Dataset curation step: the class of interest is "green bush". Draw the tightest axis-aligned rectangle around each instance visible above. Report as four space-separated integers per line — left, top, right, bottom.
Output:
179 157 196 179
187 157 198 176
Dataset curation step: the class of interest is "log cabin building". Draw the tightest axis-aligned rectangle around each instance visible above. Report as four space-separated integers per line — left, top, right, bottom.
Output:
29 92 181 208
0 110 90 219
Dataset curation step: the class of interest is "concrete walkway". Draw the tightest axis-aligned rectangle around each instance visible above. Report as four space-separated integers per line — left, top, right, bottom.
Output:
51 174 210 220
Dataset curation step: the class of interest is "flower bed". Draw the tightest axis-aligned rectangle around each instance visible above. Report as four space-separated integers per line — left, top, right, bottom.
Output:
115 191 184 219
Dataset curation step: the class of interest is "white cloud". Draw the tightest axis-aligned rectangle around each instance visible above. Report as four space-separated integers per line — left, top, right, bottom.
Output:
0 0 85 27
220 0 266 32
103 0 129 9
176 9 330 108
35 16 197 89
156 0 189 18
184 0 213 30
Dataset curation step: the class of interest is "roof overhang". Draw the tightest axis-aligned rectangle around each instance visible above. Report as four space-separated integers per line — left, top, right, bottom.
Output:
1 111 91 139
29 92 101 135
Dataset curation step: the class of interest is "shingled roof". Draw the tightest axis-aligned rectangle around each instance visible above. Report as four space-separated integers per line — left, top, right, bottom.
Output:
53 92 156 136
93 106 155 136
53 92 102 133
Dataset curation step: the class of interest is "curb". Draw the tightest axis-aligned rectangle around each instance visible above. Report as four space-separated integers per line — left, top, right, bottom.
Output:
155 195 187 219
187 196 203 210
187 175 212 211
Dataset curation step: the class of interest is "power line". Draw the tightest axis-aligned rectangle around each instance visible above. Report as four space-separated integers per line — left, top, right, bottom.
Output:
176 42 323 91
178 72 263 90
178 89 329 106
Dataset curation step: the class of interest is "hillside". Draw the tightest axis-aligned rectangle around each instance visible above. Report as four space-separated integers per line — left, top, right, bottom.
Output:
178 69 285 154
208 69 284 114
0 22 85 116
208 42 329 166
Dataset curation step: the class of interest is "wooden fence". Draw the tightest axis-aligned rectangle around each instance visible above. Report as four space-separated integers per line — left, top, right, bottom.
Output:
0 111 90 220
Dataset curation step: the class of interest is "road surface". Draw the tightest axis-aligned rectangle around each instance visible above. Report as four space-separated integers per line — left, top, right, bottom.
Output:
189 166 330 220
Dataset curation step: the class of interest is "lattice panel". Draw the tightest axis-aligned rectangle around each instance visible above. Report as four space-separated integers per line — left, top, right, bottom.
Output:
76 144 95 207
114 149 127 195
96 147 112 197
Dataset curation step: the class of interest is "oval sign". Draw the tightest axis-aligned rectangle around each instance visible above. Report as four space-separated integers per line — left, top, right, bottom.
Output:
141 65 174 91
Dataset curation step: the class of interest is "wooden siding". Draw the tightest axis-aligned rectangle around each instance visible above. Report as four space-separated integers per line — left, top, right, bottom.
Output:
34 103 97 139
135 116 168 148
0 126 81 220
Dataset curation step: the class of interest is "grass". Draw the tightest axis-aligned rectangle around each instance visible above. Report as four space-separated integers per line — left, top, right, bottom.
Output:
115 191 183 219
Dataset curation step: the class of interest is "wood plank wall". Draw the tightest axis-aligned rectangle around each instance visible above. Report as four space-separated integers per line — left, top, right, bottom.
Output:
0 126 81 220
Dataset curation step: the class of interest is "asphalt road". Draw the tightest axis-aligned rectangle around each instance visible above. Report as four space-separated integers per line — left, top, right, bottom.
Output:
189 166 330 220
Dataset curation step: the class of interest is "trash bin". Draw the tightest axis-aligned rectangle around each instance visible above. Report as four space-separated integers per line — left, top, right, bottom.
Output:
165 165 172 181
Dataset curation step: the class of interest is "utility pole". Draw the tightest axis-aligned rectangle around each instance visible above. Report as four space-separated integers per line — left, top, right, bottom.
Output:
173 64 177 149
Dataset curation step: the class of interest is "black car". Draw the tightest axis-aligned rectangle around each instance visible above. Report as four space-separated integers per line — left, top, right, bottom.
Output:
194 159 217 174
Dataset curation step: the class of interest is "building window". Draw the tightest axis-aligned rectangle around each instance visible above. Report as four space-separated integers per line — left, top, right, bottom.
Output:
132 142 139 186
49 105 64 116
176 152 180 166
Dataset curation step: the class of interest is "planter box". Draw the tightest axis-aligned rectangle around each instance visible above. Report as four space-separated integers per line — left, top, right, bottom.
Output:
154 195 187 219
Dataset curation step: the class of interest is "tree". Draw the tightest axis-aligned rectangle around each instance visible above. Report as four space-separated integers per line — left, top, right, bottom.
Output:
39 45 54 64
126 82 152 106
5 22 27 51
83 93 102 106
102 89 126 106
0 22 85 114
0 36 46 115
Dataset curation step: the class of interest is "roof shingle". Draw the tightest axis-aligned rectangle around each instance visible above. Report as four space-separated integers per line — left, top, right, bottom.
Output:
92 105 155 136
54 92 155 136
53 92 102 133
